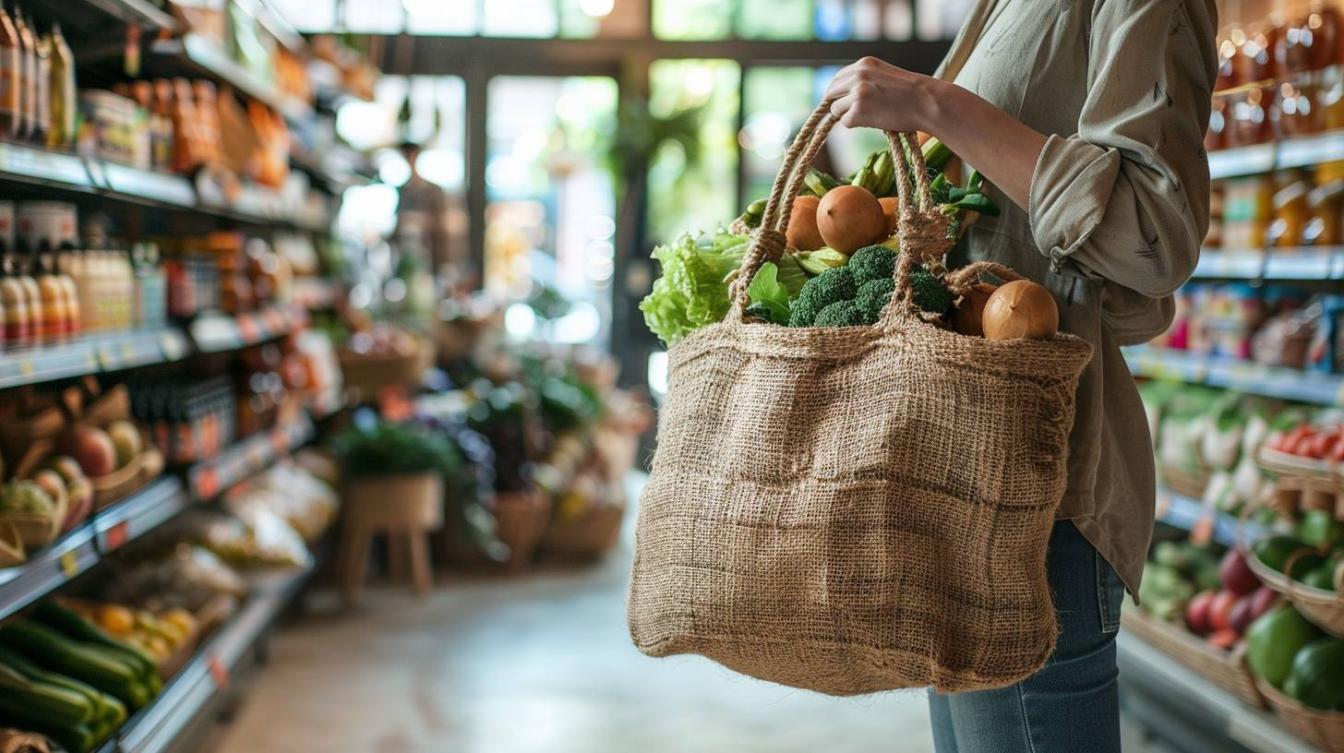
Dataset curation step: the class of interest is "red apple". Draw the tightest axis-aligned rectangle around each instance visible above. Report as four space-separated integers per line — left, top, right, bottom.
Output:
1185 590 1217 635
1246 585 1279 622
1206 628 1240 650
1227 595 1257 635
1208 589 1240 632
62 426 117 478
1220 550 1260 596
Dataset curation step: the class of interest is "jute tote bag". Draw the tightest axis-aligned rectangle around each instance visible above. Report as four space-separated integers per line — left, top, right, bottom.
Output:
627 98 1095 696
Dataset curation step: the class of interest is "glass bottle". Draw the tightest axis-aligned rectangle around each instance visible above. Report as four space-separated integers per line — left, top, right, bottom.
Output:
14 10 32 142
32 241 65 340
0 242 27 345
47 22 73 149
32 23 47 146
13 239 39 344
0 5 18 138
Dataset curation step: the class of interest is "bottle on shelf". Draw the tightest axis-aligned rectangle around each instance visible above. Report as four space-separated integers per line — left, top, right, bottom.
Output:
32 241 66 340
0 242 25 346
0 4 18 139
12 238 38 345
46 22 71 149
14 9 32 142
31 21 46 146
53 241 78 338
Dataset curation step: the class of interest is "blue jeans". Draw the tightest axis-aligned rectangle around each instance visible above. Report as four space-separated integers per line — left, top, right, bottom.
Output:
927 521 1126 753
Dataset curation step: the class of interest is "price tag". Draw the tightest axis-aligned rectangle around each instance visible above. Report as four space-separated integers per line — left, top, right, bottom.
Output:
206 655 229 688
18 359 34 377
59 550 79 577
104 521 130 551
197 467 220 499
97 345 116 369
121 342 137 362
160 333 186 361
237 316 259 342
1190 514 1215 547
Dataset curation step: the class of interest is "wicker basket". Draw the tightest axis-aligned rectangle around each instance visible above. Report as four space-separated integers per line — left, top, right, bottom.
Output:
1244 547 1344 639
493 488 551 572
5 491 66 551
90 447 164 511
339 343 431 404
1258 446 1338 483
1122 608 1266 708
1257 677 1344 752
541 502 626 559
0 520 23 567
1162 463 1211 500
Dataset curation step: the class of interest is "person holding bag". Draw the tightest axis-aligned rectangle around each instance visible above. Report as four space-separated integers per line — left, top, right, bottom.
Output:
820 0 1217 750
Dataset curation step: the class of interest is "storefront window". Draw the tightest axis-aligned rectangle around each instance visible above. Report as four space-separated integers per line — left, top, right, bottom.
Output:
482 0 560 37
404 0 480 35
652 0 733 40
738 0 813 39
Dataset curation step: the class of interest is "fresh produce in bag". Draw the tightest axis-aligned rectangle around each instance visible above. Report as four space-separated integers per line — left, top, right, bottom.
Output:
628 102 1093 696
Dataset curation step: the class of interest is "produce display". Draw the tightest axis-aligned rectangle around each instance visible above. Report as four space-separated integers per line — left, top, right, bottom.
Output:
638 139 1060 346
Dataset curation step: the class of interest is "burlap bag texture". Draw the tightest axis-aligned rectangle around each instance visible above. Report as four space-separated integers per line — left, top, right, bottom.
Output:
627 110 1095 696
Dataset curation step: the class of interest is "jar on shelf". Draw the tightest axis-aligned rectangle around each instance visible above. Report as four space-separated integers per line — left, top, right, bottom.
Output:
1222 174 1275 249
1232 23 1276 84
1225 85 1275 146
1275 77 1322 136
1206 97 1228 152
1216 32 1238 90
1304 178 1344 246
1206 182 1224 248
1266 176 1311 247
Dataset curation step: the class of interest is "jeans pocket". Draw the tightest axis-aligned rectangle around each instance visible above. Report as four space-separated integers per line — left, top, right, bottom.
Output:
1095 552 1124 635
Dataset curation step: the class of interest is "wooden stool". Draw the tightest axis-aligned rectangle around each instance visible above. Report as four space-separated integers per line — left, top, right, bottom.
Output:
339 472 444 606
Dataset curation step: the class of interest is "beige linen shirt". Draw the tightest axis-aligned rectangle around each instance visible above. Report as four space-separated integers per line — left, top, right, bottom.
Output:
934 0 1218 594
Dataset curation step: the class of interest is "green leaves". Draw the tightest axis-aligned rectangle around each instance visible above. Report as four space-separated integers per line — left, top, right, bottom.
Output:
746 262 792 325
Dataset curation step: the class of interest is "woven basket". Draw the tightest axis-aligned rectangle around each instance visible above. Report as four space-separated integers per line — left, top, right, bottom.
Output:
1258 446 1337 484
628 106 1094 696
1161 463 1211 500
542 501 626 559
0 520 23 567
494 488 552 572
1244 546 1344 638
1121 609 1265 708
1257 677 1344 752
90 446 163 511
339 342 431 404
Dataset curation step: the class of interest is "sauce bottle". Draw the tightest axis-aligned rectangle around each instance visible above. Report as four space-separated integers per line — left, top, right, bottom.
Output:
14 10 32 142
32 24 47 146
12 240 38 344
47 22 72 149
170 78 199 172
0 243 26 345
54 241 78 337
32 241 66 339
193 81 220 167
0 5 18 139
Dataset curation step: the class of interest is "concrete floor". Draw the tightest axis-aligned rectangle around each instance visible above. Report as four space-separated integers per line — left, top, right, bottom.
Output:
210 505 1175 753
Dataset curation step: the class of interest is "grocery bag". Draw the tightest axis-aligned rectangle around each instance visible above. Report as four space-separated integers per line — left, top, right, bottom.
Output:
627 99 1095 695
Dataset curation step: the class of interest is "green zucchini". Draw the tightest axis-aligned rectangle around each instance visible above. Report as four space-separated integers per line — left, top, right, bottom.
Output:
35 601 158 680
0 622 146 708
0 661 94 728
0 646 126 726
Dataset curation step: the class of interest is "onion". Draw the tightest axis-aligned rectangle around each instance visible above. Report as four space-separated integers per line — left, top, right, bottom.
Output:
981 280 1059 340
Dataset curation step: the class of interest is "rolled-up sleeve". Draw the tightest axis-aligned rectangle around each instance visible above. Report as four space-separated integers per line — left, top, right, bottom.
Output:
1028 0 1218 300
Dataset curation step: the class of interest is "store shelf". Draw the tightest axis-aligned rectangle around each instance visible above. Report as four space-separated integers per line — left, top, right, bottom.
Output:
116 565 313 753
1209 131 1344 180
149 34 314 124
1155 485 1270 549
1125 347 1344 406
1193 247 1344 280
76 0 178 32
1119 631 1321 753
0 327 189 390
185 413 315 501
0 477 187 622
0 141 329 232
189 304 304 354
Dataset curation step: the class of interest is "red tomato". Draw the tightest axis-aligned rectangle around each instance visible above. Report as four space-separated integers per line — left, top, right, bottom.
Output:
1293 434 1319 457
1330 440 1344 462
1206 628 1240 650
1310 433 1339 459
1208 589 1240 631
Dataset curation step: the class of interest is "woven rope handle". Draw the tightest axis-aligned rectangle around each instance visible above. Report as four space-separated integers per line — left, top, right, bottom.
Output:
729 99 951 315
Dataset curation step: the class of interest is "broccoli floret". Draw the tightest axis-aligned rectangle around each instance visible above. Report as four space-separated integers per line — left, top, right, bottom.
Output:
848 245 898 286
854 278 895 322
814 300 869 327
788 266 856 327
910 269 954 314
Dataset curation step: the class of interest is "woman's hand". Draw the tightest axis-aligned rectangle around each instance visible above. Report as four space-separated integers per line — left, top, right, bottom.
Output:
825 56 1047 211
823 57 943 133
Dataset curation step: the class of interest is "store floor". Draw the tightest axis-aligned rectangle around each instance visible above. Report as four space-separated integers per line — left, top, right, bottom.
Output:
211 506 1176 753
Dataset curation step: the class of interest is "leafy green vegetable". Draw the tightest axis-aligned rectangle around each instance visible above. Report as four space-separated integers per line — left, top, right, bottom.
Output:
793 248 848 276
774 254 808 295
787 267 857 327
331 421 464 478
746 262 791 325
640 232 749 345
848 245 898 286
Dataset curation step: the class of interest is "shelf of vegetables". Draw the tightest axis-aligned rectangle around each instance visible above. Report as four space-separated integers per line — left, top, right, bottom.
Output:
115 566 314 753
0 478 187 623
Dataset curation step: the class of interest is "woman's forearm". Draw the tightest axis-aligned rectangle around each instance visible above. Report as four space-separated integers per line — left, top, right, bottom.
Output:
824 58 1047 212
917 80 1046 211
